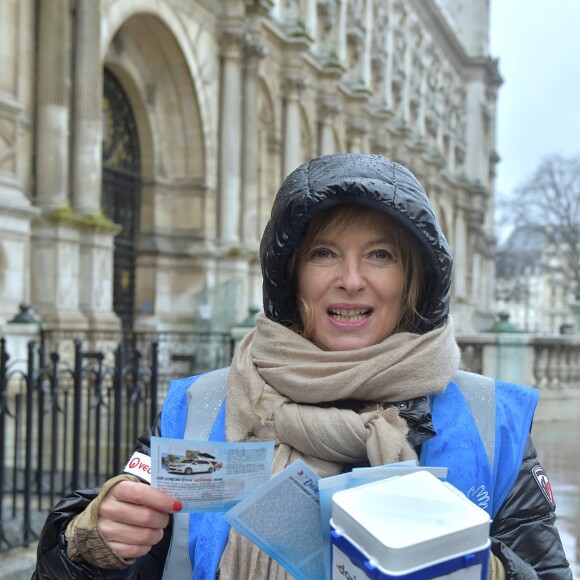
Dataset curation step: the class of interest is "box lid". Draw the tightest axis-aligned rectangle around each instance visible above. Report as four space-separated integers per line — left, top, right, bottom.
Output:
331 471 490 573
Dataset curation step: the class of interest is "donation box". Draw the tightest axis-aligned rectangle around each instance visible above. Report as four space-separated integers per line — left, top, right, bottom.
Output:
330 471 491 579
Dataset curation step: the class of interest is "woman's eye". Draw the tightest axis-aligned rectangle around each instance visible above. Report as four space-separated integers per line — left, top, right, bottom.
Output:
310 248 333 260
371 249 394 261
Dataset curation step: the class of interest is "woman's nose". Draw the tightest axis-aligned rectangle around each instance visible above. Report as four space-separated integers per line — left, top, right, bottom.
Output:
339 259 365 293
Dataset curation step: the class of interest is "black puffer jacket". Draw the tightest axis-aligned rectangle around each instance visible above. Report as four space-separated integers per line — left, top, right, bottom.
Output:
33 153 572 578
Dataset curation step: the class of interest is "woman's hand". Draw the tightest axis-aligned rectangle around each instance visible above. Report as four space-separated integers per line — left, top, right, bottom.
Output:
97 480 183 560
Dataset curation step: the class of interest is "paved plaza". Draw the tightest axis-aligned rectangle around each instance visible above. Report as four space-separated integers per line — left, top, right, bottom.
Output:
533 419 580 576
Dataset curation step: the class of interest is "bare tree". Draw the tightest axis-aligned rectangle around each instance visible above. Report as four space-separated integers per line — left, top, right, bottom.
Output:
507 153 580 297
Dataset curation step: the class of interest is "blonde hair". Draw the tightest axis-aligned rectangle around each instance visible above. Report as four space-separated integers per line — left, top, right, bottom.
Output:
287 204 425 338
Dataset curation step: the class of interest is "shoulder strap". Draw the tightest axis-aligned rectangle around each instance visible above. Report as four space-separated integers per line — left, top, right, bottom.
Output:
160 368 229 440
183 366 230 440
453 370 496 473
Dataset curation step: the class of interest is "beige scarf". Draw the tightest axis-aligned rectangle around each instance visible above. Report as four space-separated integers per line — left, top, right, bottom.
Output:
219 313 460 579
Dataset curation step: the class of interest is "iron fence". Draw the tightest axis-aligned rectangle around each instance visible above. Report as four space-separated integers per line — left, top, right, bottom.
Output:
0 330 234 552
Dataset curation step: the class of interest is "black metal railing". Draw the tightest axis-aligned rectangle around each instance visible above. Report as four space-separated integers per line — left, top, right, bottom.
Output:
0 330 234 552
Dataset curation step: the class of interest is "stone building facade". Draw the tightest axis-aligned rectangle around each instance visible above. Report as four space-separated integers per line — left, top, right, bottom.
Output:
0 0 501 335
496 227 575 334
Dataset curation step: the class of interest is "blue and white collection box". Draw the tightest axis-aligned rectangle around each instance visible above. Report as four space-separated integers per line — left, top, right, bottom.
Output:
330 471 491 579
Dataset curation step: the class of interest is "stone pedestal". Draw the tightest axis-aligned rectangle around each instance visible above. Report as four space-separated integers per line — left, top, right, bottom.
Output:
571 301 580 333
0 320 41 375
30 216 87 329
450 301 475 334
481 333 535 387
79 225 122 331
230 305 259 349
0 201 39 323
31 213 120 331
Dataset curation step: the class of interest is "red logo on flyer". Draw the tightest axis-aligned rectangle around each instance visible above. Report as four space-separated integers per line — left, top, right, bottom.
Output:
532 465 555 509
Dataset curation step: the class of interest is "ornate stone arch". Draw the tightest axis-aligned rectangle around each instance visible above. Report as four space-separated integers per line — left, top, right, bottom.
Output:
102 0 215 182
101 9 210 328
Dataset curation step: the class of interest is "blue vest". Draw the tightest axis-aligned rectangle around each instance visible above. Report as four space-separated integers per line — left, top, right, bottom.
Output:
159 370 538 580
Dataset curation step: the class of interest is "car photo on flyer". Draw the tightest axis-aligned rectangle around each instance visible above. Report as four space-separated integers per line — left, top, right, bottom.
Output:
163 450 223 476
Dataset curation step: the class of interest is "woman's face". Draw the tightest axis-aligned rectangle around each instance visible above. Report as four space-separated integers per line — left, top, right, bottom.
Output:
296 209 406 351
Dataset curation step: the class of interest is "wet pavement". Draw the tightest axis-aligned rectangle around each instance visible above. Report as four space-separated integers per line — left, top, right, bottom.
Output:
532 420 580 577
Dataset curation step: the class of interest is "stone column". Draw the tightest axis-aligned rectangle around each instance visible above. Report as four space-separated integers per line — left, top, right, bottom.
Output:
362 0 373 89
36 0 71 209
453 206 468 300
241 35 265 248
401 18 411 127
71 0 102 216
337 0 347 63
219 29 244 244
32 0 88 329
464 81 485 181
69 0 118 330
417 56 429 138
318 100 339 156
283 74 306 178
305 0 317 39
347 120 368 153
384 12 394 111
346 93 369 153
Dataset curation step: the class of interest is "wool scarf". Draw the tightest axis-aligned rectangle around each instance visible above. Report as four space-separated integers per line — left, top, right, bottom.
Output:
219 313 460 579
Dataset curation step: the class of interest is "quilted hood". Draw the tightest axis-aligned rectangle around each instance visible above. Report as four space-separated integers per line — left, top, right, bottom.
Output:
259 153 453 334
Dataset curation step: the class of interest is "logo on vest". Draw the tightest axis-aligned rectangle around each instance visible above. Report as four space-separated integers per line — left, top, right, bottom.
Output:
124 452 152 484
532 465 555 509
467 484 490 510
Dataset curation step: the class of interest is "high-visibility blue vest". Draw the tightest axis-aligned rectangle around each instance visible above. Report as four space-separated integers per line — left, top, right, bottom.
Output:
159 368 538 580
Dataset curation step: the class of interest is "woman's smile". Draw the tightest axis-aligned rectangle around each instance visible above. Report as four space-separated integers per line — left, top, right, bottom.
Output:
327 304 373 325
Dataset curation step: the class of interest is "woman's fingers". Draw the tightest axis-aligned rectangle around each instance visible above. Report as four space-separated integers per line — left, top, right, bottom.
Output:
104 541 154 561
97 480 182 559
106 480 180 513
99 496 170 531
98 518 165 557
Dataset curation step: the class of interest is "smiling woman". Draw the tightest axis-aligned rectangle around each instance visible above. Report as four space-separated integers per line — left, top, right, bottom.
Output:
34 153 572 580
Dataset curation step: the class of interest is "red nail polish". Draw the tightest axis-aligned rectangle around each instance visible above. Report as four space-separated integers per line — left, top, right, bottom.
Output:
173 500 183 512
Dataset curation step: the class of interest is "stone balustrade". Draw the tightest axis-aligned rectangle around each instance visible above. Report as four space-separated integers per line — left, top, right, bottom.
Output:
457 332 580 421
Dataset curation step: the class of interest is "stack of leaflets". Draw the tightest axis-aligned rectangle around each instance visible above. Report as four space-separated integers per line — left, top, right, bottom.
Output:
150 436 447 580
225 459 448 580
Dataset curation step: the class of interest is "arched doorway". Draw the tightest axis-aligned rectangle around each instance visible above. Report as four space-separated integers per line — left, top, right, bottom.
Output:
101 68 141 331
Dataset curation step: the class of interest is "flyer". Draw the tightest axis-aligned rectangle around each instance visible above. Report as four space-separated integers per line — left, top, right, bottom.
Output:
150 435 274 512
225 459 326 580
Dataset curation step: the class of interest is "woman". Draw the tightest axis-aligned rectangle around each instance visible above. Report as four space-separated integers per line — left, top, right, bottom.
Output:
34 153 572 579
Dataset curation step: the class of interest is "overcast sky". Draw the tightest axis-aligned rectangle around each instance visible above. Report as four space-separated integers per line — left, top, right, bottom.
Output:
490 0 580 202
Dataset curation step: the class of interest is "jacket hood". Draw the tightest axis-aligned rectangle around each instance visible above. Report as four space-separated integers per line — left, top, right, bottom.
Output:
259 153 452 334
